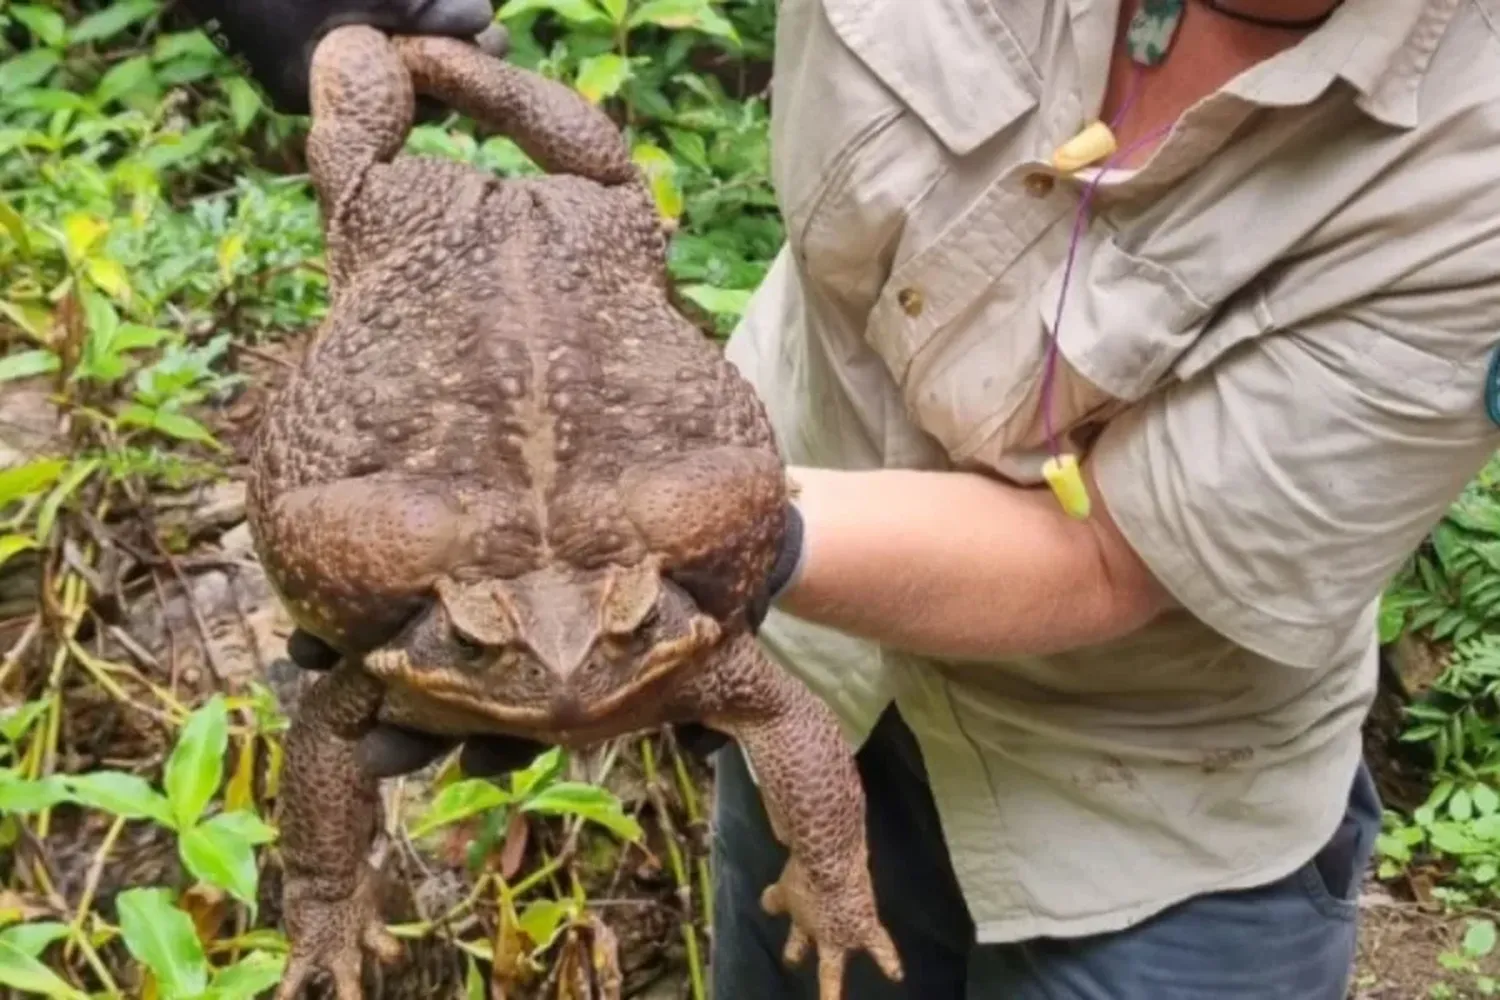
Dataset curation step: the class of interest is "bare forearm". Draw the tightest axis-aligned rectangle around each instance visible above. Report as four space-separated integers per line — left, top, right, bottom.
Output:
776 465 1174 662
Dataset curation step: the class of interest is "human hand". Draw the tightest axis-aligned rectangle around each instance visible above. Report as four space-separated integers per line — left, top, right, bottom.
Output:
282 629 733 777
178 0 508 114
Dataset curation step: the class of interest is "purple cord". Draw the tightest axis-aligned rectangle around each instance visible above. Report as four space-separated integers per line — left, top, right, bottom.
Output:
1039 67 1172 457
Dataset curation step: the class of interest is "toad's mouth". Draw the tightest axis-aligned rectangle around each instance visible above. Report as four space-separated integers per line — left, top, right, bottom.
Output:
363 617 722 728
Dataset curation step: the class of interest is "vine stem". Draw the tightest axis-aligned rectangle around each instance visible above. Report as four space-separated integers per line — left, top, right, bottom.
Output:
667 732 714 938
640 737 706 1000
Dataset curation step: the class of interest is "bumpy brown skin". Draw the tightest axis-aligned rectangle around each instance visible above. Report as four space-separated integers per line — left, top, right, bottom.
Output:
244 24 901 1000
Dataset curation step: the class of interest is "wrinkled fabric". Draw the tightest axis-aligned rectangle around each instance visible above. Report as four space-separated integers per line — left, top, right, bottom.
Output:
710 707 1380 999
724 0 1500 941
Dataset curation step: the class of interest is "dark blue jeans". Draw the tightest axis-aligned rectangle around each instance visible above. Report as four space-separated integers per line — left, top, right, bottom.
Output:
709 706 1381 999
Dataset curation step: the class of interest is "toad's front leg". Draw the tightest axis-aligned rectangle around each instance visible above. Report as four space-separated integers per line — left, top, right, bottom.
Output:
275 664 401 1000
677 634 903 1000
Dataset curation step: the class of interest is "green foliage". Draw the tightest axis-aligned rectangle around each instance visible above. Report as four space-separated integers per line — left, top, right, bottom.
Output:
115 888 284 999
1382 454 1500 646
413 745 643 846
5 697 277 911
492 0 781 332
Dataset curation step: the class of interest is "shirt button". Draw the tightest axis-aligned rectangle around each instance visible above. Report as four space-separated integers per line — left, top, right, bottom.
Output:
897 287 924 316
1023 172 1055 198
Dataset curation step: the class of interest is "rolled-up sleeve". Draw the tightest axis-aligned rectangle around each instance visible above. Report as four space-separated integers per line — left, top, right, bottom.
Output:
1092 294 1500 669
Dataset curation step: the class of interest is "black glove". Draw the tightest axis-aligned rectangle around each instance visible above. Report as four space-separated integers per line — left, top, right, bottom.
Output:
744 501 805 634
177 0 507 114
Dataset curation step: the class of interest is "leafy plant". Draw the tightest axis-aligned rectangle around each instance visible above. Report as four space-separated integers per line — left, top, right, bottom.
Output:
6 697 276 910
114 888 283 1000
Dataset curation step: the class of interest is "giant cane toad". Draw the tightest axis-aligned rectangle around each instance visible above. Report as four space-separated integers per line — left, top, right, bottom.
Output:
244 24 902 1000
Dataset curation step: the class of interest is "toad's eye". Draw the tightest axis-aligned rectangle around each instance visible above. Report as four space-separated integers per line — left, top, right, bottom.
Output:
452 632 485 663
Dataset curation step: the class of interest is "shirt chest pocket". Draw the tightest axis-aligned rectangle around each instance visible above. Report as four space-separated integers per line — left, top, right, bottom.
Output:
866 198 1282 472
811 0 1076 465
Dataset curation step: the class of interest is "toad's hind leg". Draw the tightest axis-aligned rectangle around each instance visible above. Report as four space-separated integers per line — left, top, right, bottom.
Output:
274 665 401 1000
306 26 415 243
674 634 903 1000
391 34 636 186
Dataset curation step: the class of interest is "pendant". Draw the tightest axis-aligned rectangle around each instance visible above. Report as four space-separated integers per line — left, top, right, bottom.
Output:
1125 0 1186 66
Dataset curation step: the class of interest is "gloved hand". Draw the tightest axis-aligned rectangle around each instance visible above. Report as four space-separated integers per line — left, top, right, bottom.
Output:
177 0 508 114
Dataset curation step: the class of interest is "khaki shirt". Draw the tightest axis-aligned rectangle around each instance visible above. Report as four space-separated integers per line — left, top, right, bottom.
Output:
725 0 1500 942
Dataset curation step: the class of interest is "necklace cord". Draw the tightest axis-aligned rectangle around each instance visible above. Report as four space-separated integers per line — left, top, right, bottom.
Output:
1039 64 1171 457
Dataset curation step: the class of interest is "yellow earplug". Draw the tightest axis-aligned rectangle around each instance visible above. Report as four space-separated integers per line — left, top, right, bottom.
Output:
1052 121 1118 174
1043 453 1092 520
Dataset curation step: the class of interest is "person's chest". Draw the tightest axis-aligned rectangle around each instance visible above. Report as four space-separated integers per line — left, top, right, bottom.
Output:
763 0 1422 482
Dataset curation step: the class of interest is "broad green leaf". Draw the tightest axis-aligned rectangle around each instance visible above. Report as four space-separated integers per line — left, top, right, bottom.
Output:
0 535 39 575
95 55 157 106
516 899 572 950
180 816 260 908
33 458 100 548
60 213 107 262
222 78 263 135
118 404 224 450
0 349 60 383
165 695 229 828
521 781 642 841
207 951 286 998
1430 822 1479 855
0 458 66 507
627 0 739 41
508 745 565 800
663 126 708 169
0 50 61 95
0 921 70 959
116 888 209 998
596 0 628 24
1376 596 1406 645
631 141 682 220
85 256 131 303
0 700 48 743
10 6 67 47
1475 783 1500 816
8 87 87 113
70 0 160 45
574 53 632 104
465 956 486 1000
0 201 32 259
217 233 246 286
410 778 512 838
679 284 752 318
496 0 612 27
152 411 224 449
207 808 277 846
0 938 85 999
0 773 70 813
113 324 171 354
1466 918 1498 959
62 771 174 826
0 300 52 339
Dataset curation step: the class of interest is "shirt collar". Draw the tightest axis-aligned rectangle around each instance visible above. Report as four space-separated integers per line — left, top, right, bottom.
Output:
1221 0 1465 128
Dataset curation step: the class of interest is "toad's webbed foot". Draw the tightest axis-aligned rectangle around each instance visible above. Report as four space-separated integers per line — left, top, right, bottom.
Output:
760 852 902 1000
275 872 401 1000
678 635 903 999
